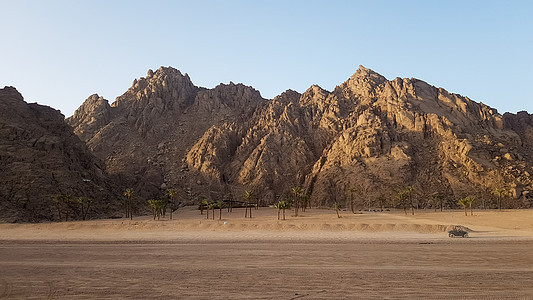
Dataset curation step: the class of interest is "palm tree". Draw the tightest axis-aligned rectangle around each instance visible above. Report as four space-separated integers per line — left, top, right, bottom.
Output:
148 199 165 220
148 199 157 220
291 187 303 217
274 201 282 220
160 199 168 218
244 190 254 218
466 196 475 215
199 197 207 215
216 201 224 220
396 190 408 215
348 188 357 214
167 189 177 220
491 187 506 211
404 186 414 215
157 200 166 220
123 188 134 220
208 202 216 220
202 199 211 219
282 200 292 220
457 197 470 216
300 194 309 212
277 201 291 220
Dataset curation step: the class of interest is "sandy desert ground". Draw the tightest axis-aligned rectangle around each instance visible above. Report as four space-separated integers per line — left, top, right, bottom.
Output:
1 207 533 299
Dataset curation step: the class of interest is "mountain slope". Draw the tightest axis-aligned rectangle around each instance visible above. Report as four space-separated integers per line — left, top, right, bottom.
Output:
0 87 118 222
68 66 533 208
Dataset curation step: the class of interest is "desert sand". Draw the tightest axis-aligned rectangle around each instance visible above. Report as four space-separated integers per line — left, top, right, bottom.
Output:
1 207 533 299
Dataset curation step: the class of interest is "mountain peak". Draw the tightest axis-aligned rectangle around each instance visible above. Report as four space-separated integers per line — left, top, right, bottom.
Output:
113 67 197 109
351 65 387 83
1 86 23 102
151 66 184 78
132 66 192 89
338 65 388 97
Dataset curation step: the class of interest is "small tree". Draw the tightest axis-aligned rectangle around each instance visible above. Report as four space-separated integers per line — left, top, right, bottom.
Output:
208 202 216 220
491 187 507 211
348 188 357 214
334 202 341 218
77 197 92 220
53 194 75 221
52 194 66 221
148 199 165 220
66 195 76 221
366 197 373 212
404 186 414 215
226 192 234 213
199 197 208 215
161 199 168 218
280 200 291 220
216 201 224 220
377 196 385 212
457 198 468 216
465 196 475 216
167 189 178 220
202 199 211 219
431 192 445 212
291 187 303 217
396 190 408 215
300 194 310 212
123 188 134 220
244 190 254 218
254 193 260 210
148 200 157 220
274 201 282 220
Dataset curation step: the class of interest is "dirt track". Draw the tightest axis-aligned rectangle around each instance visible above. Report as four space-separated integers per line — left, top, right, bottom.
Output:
1 241 533 299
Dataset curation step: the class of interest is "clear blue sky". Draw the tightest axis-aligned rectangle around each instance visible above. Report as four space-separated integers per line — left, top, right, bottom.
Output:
1 0 532 117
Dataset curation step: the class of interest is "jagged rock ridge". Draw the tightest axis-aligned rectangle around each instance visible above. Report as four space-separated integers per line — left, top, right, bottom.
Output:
68 66 533 208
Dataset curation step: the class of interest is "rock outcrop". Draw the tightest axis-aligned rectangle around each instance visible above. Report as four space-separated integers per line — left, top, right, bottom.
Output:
0 87 118 222
68 66 533 208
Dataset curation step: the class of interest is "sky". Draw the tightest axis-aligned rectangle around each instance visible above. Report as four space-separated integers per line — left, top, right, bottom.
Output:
1 0 532 117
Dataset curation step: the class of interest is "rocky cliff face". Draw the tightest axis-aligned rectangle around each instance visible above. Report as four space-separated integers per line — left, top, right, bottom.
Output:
68 66 533 208
67 67 266 200
0 87 118 222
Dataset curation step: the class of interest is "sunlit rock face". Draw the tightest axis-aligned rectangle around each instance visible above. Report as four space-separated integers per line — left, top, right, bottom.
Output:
68 66 533 208
0 87 118 222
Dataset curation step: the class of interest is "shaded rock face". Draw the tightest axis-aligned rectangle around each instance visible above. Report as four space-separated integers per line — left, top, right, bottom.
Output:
69 66 533 207
0 87 118 222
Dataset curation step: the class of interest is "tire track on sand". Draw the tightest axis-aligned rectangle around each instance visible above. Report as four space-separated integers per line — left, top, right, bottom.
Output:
0 278 13 299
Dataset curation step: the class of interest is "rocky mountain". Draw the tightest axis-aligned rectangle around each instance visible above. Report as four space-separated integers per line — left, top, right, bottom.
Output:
68 66 533 208
67 67 265 201
0 87 118 222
